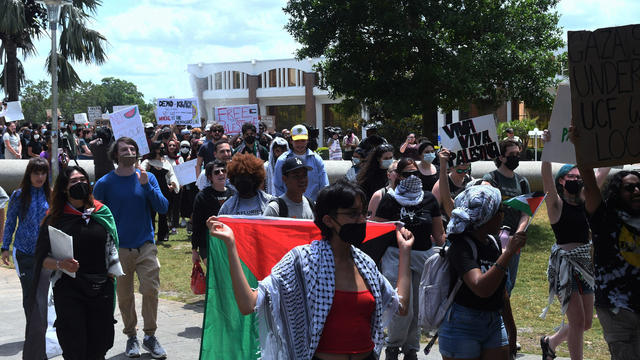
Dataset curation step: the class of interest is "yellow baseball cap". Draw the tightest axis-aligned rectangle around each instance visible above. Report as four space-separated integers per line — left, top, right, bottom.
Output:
291 124 308 141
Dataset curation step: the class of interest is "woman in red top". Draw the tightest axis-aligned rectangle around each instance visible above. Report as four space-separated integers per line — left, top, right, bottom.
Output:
208 180 414 360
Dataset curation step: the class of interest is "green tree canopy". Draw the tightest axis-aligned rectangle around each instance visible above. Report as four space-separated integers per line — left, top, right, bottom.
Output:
284 0 565 137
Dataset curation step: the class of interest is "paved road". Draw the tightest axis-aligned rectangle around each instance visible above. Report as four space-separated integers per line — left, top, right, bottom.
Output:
0 266 563 359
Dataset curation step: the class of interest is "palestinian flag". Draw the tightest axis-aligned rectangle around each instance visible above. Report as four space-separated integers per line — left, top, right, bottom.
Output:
199 216 397 360
503 191 547 217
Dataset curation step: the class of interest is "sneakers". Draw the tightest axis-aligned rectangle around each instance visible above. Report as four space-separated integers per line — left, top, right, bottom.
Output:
385 346 400 360
125 336 140 358
142 335 167 359
186 220 193 235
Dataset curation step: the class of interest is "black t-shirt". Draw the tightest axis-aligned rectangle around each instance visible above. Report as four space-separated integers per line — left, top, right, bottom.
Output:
589 202 640 313
28 139 42 156
197 140 217 166
418 165 439 192
483 170 530 233
448 234 505 311
550 198 590 245
376 192 441 250
191 186 235 257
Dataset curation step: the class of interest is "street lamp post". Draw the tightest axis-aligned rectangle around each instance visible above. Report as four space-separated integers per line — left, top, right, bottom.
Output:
37 0 72 182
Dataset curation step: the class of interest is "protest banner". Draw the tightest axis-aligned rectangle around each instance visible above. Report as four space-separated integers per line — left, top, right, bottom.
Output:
215 104 259 135
109 105 149 156
156 98 200 126
73 113 88 125
173 159 198 186
5 101 25 121
541 84 576 164
87 106 102 124
438 114 500 166
568 24 640 168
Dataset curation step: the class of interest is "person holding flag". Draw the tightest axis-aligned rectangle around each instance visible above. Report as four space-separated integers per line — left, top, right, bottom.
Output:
206 180 414 360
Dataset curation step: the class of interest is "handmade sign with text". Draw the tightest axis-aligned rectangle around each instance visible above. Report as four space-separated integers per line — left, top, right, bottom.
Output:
541 84 576 164
215 104 259 135
568 24 640 167
439 114 500 166
74 113 88 125
156 98 200 126
109 105 149 156
87 106 102 124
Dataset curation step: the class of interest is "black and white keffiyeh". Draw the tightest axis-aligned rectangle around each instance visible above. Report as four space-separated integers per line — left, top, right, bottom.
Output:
540 243 594 319
256 239 399 360
391 175 423 206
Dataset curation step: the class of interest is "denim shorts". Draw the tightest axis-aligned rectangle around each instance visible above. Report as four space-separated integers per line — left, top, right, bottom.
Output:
438 303 509 358
571 272 594 295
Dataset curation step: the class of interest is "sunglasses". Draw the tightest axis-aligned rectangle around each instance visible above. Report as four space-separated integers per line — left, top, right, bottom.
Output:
622 183 640 193
400 170 420 178
213 168 226 175
456 167 471 174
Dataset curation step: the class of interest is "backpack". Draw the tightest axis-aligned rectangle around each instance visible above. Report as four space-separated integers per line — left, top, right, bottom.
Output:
488 170 529 195
269 196 315 217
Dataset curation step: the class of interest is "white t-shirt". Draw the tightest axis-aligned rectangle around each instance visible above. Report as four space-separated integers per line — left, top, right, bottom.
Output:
3 132 20 159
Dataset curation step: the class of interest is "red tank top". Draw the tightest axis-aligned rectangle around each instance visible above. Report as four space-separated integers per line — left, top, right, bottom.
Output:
315 289 376 354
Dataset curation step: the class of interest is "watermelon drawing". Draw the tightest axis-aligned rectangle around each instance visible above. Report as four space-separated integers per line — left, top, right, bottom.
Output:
124 108 137 118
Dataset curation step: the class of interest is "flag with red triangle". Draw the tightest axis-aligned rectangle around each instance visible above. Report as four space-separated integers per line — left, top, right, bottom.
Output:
503 191 547 217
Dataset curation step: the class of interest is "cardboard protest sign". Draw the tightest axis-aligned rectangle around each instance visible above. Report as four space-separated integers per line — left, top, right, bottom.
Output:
109 105 149 156
87 106 102 124
568 24 640 168
4 101 25 121
73 113 88 124
172 159 198 186
439 114 500 166
156 98 200 126
215 104 258 135
541 84 576 164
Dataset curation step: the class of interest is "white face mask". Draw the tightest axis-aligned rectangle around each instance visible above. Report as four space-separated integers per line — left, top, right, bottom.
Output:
381 159 393 169
33 134 40 140
423 152 436 163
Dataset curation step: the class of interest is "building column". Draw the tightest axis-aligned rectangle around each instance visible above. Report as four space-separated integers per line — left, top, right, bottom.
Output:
247 75 260 114
506 100 512 122
303 72 317 127
194 76 208 125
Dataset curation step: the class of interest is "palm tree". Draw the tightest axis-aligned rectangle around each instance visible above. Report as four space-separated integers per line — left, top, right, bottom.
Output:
0 0 107 101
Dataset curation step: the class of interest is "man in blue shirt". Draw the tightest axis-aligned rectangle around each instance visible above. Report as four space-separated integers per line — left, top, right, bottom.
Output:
93 137 169 359
273 124 329 200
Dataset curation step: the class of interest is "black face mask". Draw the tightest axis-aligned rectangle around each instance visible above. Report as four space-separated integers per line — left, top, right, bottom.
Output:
69 182 91 201
234 176 254 195
564 180 584 195
335 221 367 247
504 155 520 170
244 135 256 144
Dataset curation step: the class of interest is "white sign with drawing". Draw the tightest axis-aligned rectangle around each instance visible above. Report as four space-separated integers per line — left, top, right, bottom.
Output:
109 105 149 155
156 98 200 126
541 83 576 164
172 159 198 186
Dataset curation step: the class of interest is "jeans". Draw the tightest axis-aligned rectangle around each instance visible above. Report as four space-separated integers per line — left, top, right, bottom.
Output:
596 307 640 360
15 249 36 316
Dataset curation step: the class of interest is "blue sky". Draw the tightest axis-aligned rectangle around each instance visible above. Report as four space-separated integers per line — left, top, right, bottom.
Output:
16 0 640 102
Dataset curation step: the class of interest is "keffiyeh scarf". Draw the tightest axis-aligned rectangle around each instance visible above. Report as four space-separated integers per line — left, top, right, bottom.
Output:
447 185 502 234
540 243 594 319
391 175 423 206
256 239 399 360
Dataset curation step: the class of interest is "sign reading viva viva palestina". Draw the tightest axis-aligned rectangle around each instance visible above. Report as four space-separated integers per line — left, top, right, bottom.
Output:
439 114 500 166
156 98 200 126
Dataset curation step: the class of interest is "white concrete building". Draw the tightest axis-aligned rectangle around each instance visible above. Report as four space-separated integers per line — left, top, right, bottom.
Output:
187 58 342 144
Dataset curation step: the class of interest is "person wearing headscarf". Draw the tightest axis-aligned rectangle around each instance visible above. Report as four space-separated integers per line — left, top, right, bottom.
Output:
373 157 445 360
438 185 526 360
264 137 289 196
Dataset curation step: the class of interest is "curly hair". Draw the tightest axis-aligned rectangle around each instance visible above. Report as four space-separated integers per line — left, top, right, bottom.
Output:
604 170 640 210
226 153 266 191
493 139 521 168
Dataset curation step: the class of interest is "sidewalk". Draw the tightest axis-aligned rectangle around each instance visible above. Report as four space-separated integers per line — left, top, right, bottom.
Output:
0 266 564 359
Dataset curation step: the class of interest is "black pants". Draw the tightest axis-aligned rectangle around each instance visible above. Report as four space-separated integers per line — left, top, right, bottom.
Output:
167 191 180 227
15 249 36 317
151 209 169 241
53 277 115 360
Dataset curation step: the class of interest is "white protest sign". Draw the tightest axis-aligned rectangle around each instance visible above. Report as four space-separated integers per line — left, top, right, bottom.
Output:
109 105 149 156
87 106 102 124
439 114 500 166
156 98 200 126
4 101 24 121
541 84 576 164
215 104 259 135
172 159 198 186
73 113 88 124
113 105 134 113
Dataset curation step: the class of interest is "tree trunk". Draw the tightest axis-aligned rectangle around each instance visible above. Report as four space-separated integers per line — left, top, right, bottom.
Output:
4 39 19 101
421 106 438 142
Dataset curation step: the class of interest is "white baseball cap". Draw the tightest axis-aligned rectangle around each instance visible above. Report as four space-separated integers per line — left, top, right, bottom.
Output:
291 124 308 141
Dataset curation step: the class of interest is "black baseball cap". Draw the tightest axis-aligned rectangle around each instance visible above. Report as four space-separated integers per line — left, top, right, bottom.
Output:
282 157 312 175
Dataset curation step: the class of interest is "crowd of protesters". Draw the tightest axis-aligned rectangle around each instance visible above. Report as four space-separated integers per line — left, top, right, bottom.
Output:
1 115 638 360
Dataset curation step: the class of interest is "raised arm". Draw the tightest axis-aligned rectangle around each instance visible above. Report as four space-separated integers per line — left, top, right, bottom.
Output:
436 148 455 217
541 130 562 222
207 217 258 315
569 125 601 215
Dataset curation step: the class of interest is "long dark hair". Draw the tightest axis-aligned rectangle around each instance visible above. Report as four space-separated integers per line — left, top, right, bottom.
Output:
604 170 640 210
356 143 394 185
18 157 50 217
46 166 95 226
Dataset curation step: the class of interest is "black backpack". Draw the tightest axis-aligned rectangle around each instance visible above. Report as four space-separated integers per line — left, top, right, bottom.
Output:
269 196 315 217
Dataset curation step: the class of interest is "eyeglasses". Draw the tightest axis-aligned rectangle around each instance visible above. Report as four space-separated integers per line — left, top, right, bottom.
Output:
622 183 640 193
335 208 367 220
213 168 226 175
456 167 471 174
400 170 420 178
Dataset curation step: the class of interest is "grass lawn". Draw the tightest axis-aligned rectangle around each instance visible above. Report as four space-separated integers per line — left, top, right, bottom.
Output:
153 205 610 358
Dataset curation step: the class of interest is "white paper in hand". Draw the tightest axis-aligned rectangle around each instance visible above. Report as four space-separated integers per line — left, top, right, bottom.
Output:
48 226 75 278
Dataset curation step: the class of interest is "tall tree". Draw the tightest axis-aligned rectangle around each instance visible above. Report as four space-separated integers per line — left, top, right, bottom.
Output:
284 0 564 137
0 0 107 101
21 78 50 123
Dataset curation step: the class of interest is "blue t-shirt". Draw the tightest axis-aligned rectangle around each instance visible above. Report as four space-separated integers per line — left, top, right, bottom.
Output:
93 170 168 248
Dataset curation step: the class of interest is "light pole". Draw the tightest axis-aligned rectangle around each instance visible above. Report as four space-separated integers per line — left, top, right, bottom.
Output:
37 0 72 182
